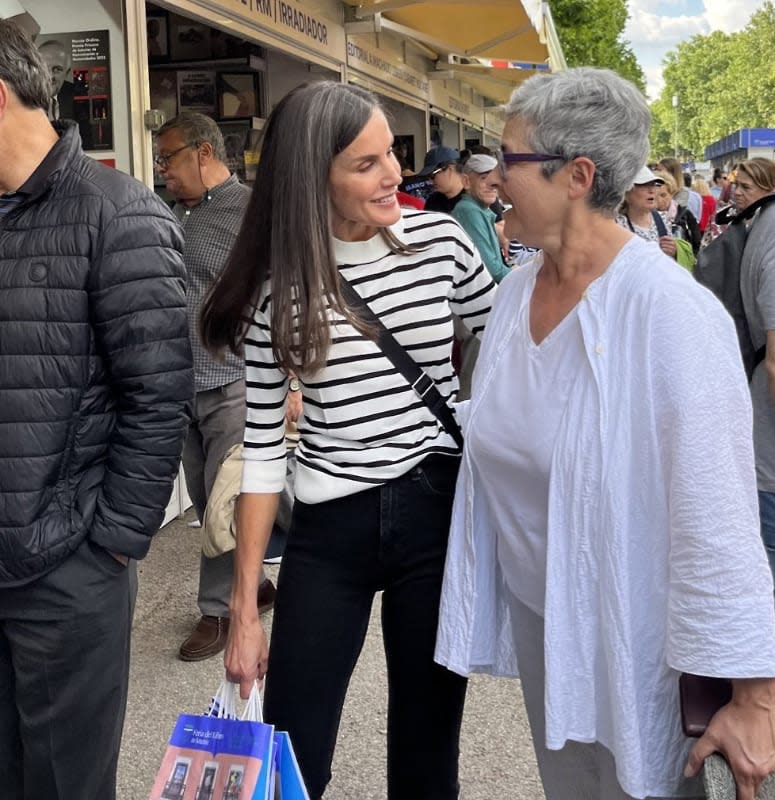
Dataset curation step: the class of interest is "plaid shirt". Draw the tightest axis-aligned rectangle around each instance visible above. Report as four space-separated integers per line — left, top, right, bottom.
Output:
174 174 250 392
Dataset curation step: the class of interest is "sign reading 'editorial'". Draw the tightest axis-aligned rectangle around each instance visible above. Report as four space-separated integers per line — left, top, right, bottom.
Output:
35 29 113 151
346 36 429 99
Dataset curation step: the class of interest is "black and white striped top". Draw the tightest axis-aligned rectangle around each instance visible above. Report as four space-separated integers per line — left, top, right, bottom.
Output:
241 209 496 503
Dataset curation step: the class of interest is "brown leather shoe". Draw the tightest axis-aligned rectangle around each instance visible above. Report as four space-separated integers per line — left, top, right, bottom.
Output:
178 615 230 662
258 578 276 615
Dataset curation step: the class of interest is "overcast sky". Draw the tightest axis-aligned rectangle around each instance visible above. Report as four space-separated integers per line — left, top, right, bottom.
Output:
624 0 767 100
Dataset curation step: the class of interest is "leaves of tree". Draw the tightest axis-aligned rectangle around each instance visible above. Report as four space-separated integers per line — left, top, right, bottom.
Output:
649 2 775 160
550 0 646 91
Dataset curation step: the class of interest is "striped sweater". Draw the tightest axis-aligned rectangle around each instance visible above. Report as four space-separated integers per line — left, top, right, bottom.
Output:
241 209 496 504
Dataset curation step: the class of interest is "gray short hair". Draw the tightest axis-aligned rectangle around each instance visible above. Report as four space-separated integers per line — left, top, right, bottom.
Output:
504 67 650 213
157 111 227 163
0 20 52 111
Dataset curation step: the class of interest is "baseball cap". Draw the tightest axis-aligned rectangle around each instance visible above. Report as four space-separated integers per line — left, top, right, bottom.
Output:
632 166 665 186
462 154 498 174
417 146 460 176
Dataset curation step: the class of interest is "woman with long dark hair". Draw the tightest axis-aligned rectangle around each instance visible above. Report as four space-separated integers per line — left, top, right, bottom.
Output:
200 81 496 799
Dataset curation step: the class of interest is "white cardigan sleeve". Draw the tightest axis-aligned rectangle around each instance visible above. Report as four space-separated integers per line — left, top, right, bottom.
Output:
652 281 775 676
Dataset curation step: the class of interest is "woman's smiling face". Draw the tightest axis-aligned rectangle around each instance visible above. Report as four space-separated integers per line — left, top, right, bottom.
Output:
328 109 402 241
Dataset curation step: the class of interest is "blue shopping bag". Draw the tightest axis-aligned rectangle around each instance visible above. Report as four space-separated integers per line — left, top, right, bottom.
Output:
272 731 311 800
150 681 274 800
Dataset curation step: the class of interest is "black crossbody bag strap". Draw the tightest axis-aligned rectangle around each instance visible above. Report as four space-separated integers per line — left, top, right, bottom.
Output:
339 277 463 450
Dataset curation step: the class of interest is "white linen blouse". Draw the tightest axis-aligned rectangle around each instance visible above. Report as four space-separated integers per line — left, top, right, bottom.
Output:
435 236 775 799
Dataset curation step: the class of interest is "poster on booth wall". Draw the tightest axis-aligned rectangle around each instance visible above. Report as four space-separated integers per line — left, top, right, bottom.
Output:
177 71 217 114
35 30 113 151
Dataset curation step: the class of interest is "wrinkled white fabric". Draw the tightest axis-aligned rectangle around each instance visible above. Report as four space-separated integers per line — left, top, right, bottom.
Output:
435 236 775 799
471 302 585 616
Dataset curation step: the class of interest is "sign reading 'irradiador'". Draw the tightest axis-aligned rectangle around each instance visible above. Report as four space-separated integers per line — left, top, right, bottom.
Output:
208 0 345 60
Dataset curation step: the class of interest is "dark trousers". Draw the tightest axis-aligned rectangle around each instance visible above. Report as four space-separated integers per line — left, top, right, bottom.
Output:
264 454 468 800
0 538 134 799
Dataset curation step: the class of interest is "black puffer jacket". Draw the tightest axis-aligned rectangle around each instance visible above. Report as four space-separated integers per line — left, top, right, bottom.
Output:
0 123 193 586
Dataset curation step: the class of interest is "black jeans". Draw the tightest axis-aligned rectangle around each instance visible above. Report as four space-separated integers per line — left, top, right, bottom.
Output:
264 454 467 800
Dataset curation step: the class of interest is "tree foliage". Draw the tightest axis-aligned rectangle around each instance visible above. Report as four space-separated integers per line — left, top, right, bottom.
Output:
649 2 775 160
550 0 646 91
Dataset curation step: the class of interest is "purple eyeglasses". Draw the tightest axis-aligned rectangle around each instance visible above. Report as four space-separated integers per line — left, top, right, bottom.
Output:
496 150 565 177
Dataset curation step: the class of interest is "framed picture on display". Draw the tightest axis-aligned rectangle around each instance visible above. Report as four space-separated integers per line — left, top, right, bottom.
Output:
168 14 211 61
146 14 168 61
218 120 251 181
219 73 258 119
149 70 178 124
177 70 217 113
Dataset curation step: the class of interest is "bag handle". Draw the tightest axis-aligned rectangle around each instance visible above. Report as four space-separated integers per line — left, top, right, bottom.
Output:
208 679 238 719
339 276 463 449
241 682 264 723
208 678 265 721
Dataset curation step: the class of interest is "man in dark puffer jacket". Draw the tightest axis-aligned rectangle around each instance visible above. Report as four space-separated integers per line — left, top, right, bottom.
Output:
0 21 193 799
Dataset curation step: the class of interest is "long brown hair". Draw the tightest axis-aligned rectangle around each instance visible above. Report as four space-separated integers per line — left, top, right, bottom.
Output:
200 81 414 374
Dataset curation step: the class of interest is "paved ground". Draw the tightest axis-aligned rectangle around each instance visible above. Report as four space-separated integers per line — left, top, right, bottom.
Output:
118 510 545 799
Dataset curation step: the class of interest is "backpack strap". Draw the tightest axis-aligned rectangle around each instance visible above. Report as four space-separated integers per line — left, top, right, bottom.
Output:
651 210 668 238
674 204 702 254
624 212 667 238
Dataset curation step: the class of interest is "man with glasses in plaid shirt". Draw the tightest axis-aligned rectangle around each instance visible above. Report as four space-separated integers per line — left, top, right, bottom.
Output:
155 112 277 662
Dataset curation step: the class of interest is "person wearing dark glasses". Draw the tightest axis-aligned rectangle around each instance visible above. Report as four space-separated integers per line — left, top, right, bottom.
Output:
436 66 775 800
417 145 466 213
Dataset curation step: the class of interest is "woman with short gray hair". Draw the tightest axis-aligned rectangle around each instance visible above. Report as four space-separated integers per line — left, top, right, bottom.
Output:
436 67 775 800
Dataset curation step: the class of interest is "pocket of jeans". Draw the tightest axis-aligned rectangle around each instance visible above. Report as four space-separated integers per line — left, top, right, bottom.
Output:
413 457 459 498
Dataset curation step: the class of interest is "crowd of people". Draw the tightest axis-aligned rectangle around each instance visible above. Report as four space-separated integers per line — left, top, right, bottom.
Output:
3 15 775 800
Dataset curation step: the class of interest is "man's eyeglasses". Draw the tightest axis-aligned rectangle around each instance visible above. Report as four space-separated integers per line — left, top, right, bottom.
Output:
154 143 197 169
496 149 565 177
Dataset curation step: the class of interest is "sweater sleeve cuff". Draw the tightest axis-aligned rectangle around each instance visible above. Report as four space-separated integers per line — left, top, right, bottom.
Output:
241 455 288 494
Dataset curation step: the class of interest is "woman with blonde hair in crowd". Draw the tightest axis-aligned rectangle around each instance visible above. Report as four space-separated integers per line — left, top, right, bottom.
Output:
657 157 702 252
729 157 775 585
655 171 677 221
732 157 775 213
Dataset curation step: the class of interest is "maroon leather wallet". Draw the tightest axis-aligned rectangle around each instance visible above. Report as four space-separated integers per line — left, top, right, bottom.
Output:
679 673 733 737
